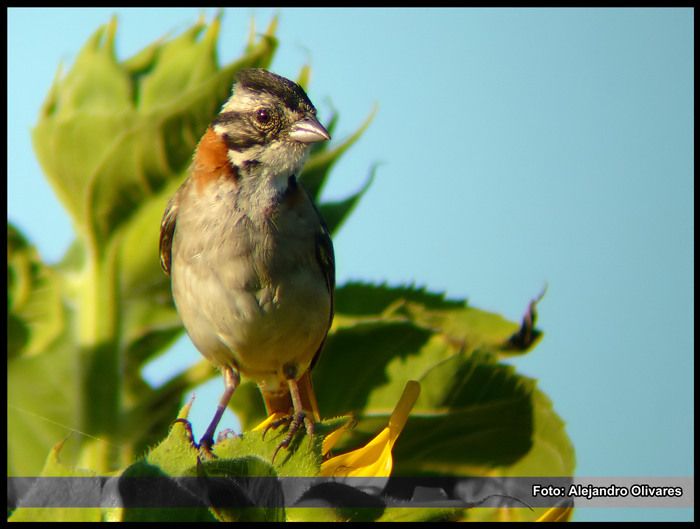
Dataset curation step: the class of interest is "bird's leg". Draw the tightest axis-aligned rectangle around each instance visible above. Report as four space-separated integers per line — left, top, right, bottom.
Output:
271 376 315 463
199 366 240 453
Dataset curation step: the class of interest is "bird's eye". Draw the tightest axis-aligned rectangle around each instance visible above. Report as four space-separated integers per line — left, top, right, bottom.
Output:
255 108 271 125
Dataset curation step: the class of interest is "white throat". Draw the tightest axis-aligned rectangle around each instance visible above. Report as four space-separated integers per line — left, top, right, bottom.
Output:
230 145 309 219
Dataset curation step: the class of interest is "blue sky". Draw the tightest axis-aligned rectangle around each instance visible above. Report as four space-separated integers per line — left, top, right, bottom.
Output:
8 8 693 521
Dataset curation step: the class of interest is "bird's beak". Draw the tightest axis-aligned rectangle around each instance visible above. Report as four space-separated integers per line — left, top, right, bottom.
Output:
289 115 331 144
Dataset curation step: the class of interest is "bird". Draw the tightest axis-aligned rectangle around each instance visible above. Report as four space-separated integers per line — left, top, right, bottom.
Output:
159 68 334 458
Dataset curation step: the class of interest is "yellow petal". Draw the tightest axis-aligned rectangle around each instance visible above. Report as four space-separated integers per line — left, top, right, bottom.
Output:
251 412 287 432
535 505 574 522
321 381 420 478
387 380 420 444
321 418 353 456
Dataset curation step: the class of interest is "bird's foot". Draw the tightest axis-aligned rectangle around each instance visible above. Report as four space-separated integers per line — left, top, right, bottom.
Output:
267 410 314 464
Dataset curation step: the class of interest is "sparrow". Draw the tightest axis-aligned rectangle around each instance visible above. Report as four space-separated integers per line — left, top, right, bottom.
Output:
159 68 334 457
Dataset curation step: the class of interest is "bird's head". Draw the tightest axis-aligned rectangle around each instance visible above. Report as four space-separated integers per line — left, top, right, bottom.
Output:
211 68 330 188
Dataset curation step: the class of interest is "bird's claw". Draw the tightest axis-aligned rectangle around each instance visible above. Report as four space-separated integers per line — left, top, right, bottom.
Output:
262 414 293 440
270 410 314 464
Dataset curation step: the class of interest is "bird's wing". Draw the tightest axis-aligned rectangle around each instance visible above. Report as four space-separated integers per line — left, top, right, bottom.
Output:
309 205 335 372
159 192 180 277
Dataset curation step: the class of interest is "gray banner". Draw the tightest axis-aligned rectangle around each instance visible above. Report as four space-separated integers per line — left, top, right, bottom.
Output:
7 475 694 510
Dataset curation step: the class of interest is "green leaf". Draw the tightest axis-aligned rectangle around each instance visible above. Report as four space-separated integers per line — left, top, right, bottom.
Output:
392 351 535 473
213 426 323 478
312 322 535 470
499 389 576 477
7 222 65 358
198 456 284 522
114 460 217 522
318 164 376 235
7 324 81 477
333 281 541 357
308 283 569 489
8 438 102 522
313 321 436 417
335 281 465 316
